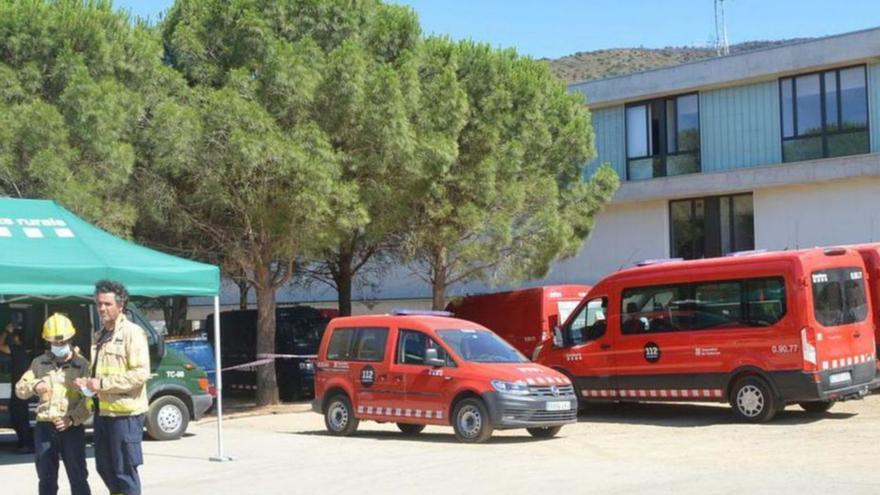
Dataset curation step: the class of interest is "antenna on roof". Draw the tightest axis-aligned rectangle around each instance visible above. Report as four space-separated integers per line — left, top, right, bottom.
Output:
715 0 730 56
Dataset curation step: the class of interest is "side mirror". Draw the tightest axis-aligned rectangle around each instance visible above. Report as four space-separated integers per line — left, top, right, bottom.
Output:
552 325 564 348
424 348 445 367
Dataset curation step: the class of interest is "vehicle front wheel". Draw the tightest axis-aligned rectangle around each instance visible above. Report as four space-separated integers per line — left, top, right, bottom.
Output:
396 423 426 435
145 395 190 441
527 426 562 439
452 398 494 443
799 400 835 413
324 394 359 436
730 377 777 423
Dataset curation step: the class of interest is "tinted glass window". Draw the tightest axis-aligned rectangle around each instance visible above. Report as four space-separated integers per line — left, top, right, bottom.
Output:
676 94 700 151
327 328 356 360
670 193 754 260
781 66 869 162
436 329 527 363
622 277 786 334
744 278 786 326
566 298 607 345
795 74 822 135
840 66 867 127
812 268 868 327
622 285 690 334
352 327 388 362
397 330 451 366
626 104 649 158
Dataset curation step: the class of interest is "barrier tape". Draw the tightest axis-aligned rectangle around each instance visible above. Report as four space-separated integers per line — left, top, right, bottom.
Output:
211 353 319 372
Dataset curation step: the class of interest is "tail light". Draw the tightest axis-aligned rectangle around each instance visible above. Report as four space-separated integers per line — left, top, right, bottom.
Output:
801 327 817 371
198 377 210 393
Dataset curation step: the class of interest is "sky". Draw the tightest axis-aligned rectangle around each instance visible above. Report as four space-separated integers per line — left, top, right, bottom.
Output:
115 0 880 59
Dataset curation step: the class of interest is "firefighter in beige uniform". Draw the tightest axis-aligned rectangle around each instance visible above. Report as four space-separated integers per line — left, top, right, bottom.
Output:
75 279 150 495
16 313 92 495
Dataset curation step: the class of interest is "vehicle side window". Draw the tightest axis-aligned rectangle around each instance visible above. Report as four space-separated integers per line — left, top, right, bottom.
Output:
352 328 389 362
327 328 356 360
621 276 786 334
622 285 686 334
566 298 607 346
397 329 452 366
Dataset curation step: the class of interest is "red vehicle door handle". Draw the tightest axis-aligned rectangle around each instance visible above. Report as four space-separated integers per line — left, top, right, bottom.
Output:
600 344 612 350
443 376 453 382
853 331 861 338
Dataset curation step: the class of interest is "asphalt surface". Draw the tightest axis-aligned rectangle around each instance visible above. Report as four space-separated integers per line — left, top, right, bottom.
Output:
2 396 879 494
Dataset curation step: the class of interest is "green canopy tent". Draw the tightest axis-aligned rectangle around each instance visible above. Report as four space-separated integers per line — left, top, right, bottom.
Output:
0 197 230 461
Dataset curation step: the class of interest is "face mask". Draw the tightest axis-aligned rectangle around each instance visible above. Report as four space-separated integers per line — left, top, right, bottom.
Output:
51 344 71 359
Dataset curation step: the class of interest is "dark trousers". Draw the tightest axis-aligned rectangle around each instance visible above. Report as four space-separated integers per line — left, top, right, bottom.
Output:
34 421 90 495
11 394 34 447
94 414 144 495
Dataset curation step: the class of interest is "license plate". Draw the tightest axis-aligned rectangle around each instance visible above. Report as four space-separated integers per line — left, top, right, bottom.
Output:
545 401 571 411
829 371 852 385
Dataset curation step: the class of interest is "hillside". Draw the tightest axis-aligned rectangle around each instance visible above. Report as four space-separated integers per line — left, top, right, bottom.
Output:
545 39 812 84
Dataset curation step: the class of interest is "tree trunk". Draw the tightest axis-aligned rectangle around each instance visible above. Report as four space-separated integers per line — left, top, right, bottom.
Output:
254 266 279 407
236 278 249 310
334 249 354 316
161 297 189 336
431 248 447 310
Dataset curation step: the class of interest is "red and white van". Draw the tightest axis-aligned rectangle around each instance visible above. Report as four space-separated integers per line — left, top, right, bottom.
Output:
446 285 591 359
535 248 879 422
312 312 577 442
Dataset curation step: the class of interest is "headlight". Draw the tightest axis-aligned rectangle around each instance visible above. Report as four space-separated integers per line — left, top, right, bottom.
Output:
491 379 530 396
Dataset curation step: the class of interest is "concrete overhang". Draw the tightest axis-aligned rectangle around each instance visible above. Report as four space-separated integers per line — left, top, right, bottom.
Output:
572 27 880 109
611 152 880 204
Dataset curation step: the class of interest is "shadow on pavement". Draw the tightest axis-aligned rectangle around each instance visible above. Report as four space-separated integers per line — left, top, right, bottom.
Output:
577 401 856 427
0 432 98 466
290 429 552 445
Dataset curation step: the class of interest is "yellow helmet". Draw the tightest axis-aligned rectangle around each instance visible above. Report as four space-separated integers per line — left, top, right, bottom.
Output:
42 313 76 343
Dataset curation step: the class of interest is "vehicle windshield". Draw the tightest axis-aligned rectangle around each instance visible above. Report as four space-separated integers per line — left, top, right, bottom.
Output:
812 268 868 327
436 329 527 363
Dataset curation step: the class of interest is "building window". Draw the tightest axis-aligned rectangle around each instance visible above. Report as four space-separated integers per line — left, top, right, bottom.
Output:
780 65 869 162
626 93 700 180
670 193 754 260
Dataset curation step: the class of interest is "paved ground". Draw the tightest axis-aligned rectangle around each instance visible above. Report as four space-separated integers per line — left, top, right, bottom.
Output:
2 396 879 494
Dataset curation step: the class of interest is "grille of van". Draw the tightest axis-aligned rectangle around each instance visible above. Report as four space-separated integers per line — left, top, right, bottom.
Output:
501 407 578 423
529 385 576 398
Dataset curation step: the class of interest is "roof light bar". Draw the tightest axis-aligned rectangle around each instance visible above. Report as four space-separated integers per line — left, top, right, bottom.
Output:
635 258 683 267
392 309 453 317
724 249 768 257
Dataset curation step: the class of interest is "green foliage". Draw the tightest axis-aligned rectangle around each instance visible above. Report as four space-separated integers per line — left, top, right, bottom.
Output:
403 38 619 307
0 1 166 234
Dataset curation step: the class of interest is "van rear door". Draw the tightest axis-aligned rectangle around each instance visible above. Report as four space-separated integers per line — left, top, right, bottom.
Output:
810 267 875 388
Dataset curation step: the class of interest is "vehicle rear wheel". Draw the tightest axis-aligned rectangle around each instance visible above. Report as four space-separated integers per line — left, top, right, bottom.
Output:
396 423 426 435
730 377 777 423
799 400 835 413
146 395 190 441
527 426 562 439
452 398 494 443
324 394 359 436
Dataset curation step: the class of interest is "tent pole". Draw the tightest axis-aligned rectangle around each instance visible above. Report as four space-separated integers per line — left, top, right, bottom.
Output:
210 295 231 462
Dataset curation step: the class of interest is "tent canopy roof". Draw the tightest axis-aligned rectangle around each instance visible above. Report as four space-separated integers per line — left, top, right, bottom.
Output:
0 198 219 297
